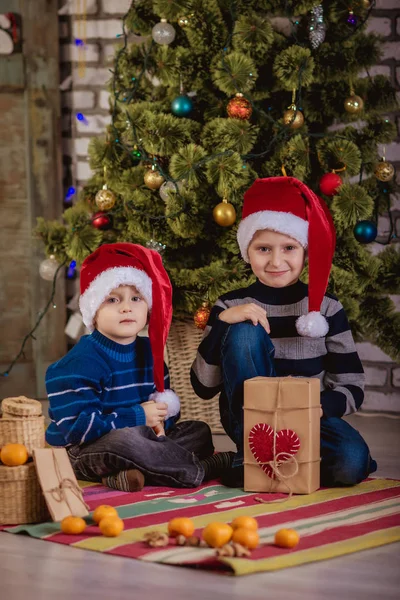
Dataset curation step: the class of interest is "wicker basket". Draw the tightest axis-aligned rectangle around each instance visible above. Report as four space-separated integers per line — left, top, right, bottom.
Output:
0 397 45 456
0 462 49 525
166 319 223 433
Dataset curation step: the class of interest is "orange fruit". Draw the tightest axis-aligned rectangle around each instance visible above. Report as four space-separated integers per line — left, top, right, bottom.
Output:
168 517 195 538
274 528 300 549
231 516 258 531
99 516 124 537
60 516 87 535
202 522 233 548
92 504 119 524
232 527 259 549
0 443 29 466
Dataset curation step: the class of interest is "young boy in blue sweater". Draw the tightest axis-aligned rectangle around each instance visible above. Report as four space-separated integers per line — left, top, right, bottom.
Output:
46 243 233 491
191 177 377 488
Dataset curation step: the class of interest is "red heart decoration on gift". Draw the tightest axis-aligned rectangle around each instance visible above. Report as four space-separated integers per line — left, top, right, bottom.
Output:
248 423 301 479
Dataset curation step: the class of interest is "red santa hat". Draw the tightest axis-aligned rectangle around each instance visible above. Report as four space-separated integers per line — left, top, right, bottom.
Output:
237 177 336 338
79 242 179 417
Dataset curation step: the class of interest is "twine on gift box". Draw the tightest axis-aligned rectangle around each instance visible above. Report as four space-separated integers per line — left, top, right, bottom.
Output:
45 449 90 513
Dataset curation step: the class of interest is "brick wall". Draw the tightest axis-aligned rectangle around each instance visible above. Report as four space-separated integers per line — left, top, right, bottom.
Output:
58 0 400 413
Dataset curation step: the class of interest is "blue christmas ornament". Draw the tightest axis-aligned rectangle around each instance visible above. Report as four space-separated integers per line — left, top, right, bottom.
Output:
353 220 377 244
171 95 193 117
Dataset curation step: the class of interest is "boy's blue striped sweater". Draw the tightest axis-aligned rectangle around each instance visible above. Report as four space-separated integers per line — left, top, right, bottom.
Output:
45 329 171 447
191 280 365 418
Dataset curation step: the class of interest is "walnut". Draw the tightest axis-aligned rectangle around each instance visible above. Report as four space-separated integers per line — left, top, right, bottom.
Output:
216 542 251 558
143 531 169 547
185 536 201 547
175 534 186 546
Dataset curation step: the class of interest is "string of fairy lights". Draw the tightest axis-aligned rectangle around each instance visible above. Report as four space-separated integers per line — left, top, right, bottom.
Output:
2 0 397 378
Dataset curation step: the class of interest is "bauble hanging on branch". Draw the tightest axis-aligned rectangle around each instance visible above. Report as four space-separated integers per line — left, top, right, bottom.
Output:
39 255 59 281
152 19 176 45
92 211 112 230
374 159 395 182
213 198 236 227
144 168 165 190
194 301 211 330
319 172 342 197
95 185 116 211
227 93 252 120
344 92 364 114
353 220 377 244
171 94 193 117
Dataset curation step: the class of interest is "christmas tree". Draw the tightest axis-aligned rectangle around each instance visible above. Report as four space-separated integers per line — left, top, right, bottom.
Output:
37 0 400 360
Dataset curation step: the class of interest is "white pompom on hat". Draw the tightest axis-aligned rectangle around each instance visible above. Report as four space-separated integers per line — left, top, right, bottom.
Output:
237 177 336 338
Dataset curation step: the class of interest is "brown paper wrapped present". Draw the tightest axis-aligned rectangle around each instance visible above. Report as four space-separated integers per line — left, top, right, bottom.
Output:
244 377 320 495
33 448 89 522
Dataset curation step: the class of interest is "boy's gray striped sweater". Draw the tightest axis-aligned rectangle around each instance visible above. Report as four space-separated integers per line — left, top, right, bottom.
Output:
190 280 365 418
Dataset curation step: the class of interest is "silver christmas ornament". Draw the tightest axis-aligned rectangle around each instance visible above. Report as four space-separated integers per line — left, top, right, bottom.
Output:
159 180 184 202
152 19 176 45
309 5 326 50
146 239 166 255
39 255 59 281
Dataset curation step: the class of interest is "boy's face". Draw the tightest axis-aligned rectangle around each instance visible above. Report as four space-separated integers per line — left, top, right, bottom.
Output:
94 285 148 345
247 229 305 288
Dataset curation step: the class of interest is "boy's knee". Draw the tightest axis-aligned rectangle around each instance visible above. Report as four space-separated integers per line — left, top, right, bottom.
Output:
326 439 371 486
225 321 271 349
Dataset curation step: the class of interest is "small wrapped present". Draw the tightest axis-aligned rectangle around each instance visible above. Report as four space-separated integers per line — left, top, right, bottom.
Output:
244 377 320 495
33 448 89 521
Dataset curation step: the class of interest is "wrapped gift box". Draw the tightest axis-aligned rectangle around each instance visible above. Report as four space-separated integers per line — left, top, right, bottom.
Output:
244 377 320 494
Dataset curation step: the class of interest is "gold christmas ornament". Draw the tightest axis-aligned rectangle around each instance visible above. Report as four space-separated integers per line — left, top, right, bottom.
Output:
283 104 304 129
178 16 190 27
194 301 211 330
95 185 116 211
144 168 165 190
374 159 395 182
344 93 364 114
213 198 236 227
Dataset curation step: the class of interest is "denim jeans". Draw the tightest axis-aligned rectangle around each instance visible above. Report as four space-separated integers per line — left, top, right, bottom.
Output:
220 321 377 486
67 420 214 488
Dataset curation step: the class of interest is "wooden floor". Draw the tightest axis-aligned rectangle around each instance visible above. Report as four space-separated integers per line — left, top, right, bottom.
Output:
1 414 399 600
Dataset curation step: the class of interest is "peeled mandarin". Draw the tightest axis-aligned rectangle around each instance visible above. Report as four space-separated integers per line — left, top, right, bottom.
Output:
99 516 124 537
168 517 195 538
232 527 259 549
202 522 233 548
274 528 300 549
0 443 29 467
92 504 119 524
231 516 258 531
61 516 87 535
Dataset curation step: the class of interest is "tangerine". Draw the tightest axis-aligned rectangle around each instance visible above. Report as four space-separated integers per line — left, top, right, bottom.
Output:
231 516 258 531
0 443 29 466
92 504 119 524
274 528 300 549
232 527 259 549
60 516 87 535
99 516 124 537
168 517 195 538
202 522 233 548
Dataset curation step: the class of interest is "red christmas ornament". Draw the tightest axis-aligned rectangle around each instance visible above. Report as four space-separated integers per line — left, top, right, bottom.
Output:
92 211 112 230
194 301 211 330
319 172 342 197
226 93 252 120
248 423 300 479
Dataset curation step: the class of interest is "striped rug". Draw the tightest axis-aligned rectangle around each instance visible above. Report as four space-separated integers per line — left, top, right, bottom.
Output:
3 478 400 576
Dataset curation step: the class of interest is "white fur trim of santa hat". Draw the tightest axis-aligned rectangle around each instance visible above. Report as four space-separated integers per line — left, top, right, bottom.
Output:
79 266 152 332
296 311 329 338
237 210 309 262
149 389 180 418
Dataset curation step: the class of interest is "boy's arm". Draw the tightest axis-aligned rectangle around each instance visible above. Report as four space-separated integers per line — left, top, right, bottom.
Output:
46 361 146 446
321 302 365 418
190 299 230 399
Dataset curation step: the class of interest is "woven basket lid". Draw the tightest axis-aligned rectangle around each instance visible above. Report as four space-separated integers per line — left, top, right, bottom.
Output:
1 397 43 418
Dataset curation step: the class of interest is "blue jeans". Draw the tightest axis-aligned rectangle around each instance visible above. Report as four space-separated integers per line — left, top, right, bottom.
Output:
220 322 377 487
67 420 214 488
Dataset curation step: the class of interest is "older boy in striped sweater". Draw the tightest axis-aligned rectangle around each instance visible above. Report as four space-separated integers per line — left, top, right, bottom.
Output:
46 243 233 491
191 177 377 488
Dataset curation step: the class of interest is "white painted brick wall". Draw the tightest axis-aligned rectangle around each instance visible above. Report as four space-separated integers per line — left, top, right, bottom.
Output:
363 391 400 413
72 67 111 86
72 20 122 39
76 113 111 133
366 17 392 36
64 90 96 109
102 0 132 14
393 369 400 387
382 42 400 61
356 343 394 363
99 89 112 109
61 43 100 63
76 161 93 180
364 366 388 387
59 0 97 14
74 138 92 156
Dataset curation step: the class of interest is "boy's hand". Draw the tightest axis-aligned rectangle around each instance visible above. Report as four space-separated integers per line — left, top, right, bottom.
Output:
219 303 270 333
153 423 166 437
141 400 168 428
